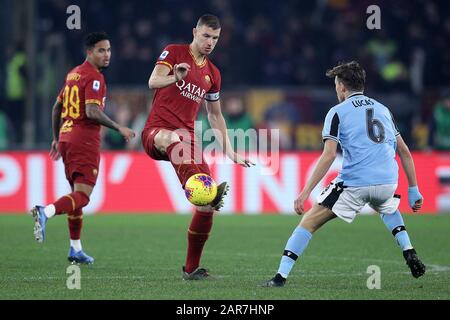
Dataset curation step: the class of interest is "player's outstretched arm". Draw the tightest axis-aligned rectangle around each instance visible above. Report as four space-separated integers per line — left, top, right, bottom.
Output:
294 139 337 214
148 63 190 89
50 100 63 160
396 135 423 212
205 100 254 168
85 104 136 142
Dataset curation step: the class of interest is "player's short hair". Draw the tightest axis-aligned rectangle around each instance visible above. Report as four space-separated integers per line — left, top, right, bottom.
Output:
326 61 366 91
84 32 109 50
196 14 221 30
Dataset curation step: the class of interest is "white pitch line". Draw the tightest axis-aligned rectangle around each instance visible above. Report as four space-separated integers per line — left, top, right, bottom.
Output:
16 276 147 281
2 256 447 282
210 252 450 273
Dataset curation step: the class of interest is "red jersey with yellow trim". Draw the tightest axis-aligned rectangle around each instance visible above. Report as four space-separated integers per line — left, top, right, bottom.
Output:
56 60 107 149
144 44 221 132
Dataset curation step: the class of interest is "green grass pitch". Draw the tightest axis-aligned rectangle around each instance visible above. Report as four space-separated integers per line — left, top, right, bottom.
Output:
0 214 449 300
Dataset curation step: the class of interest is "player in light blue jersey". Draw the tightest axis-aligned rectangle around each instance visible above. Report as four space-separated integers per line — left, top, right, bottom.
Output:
264 61 425 287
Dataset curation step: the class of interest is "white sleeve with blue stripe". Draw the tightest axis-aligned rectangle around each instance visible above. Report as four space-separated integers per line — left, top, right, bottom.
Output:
322 109 340 143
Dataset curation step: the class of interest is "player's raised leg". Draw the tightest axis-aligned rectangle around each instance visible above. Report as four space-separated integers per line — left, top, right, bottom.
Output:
154 129 229 210
264 204 337 287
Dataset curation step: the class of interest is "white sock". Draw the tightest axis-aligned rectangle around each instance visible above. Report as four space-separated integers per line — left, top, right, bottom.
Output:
44 205 56 218
70 239 82 252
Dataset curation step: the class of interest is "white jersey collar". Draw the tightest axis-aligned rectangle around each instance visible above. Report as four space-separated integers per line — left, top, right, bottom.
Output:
347 92 364 99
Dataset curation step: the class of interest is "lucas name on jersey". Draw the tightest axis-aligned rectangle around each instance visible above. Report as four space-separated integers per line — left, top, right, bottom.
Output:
175 79 207 104
351 98 374 108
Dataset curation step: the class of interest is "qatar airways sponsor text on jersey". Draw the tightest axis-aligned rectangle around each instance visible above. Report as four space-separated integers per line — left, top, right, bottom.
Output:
145 44 221 131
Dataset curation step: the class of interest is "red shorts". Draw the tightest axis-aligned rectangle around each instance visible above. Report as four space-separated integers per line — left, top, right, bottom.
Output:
58 141 100 187
141 127 211 179
141 127 170 161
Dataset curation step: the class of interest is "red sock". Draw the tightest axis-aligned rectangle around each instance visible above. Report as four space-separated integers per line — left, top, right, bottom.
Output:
68 208 83 240
166 141 204 187
54 191 90 215
185 209 214 273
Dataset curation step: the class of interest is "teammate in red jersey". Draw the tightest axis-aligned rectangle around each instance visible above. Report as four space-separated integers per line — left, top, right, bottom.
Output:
142 14 254 280
31 32 135 264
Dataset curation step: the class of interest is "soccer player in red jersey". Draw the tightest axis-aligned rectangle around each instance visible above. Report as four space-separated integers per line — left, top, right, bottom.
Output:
31 32 135 264
142 14 254 279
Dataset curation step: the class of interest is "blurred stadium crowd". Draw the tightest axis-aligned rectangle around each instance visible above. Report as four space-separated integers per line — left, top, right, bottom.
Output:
1 0 449 151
